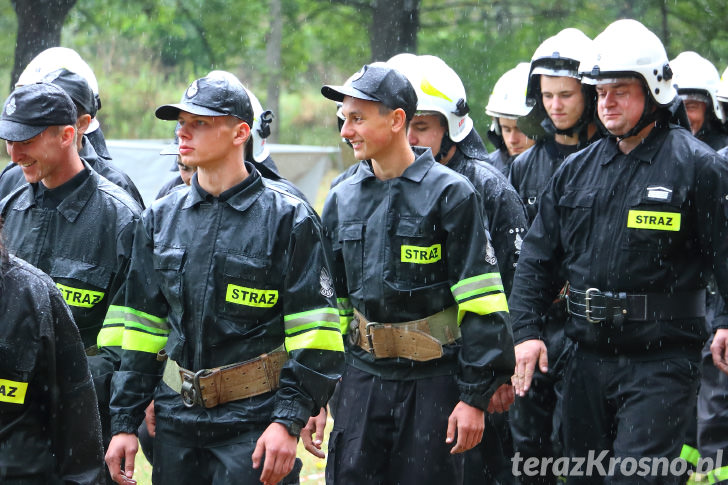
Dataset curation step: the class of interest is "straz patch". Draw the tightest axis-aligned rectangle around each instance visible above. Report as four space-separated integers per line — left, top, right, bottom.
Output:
401 244 442 264
56 283 104 308
225 284 278 308
627 210 681 231
0 378 28 404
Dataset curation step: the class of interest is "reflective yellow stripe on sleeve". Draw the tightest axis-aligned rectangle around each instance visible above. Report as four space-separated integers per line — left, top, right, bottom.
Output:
337 298 353 334
119 307 170 354
680 444 700 467
710 465 728 484
0 378 28 404
284 307 344 352
451 273 509 324
97 305 126 348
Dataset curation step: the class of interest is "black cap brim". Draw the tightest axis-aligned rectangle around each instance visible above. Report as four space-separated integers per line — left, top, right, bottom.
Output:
0 119 47 142
155 102 228 120
321 85 379 104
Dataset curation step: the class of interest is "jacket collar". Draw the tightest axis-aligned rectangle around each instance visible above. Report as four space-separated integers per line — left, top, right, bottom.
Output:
184 161 264 213
14 160 99 223
600 124 669 166
347 146 434 185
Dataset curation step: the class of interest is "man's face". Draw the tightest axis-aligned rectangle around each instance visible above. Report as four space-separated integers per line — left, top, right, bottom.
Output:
683 99 707 135
498 118 534 157
541 76 585 131
177 157 196 185
176 111 238 167
596 78 646 137
339 96 395 161
407 114 446 155
6 127 64 185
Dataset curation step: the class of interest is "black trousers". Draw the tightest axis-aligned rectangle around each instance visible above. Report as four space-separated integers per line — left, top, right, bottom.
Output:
463 410 515 484
151 426 301 485
562 349 699 485
326 365 463 485
698 334 728 483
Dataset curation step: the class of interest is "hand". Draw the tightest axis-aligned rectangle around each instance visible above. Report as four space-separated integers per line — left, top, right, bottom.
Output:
513 339 548 397
711 329 728 375
445 401 484 454
487 383 515 414
301 407 327 458
105 433 139 484
144 400 156 438
252 422 298 485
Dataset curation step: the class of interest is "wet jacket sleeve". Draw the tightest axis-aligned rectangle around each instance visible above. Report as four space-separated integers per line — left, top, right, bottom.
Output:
48 280 106 484
273 212 345 430
695 154 728 331
482 179 528 296
445 192 515 410
109 214 170 435
508 172 567 345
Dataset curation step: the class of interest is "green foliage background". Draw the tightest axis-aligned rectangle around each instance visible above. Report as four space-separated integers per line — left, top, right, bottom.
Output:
1 0 728 149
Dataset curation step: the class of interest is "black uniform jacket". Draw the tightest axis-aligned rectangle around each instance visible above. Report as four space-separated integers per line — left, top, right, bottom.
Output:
322 147 514 409
485 147 515 179
0 137 145 209
510 124 728 356
109 164 343 443
0 164 141 350
446 148 528 296
0 254 104 484
510 137 583 224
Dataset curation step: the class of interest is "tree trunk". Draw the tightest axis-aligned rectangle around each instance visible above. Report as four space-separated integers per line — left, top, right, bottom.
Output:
10 0 78 90
266 0 283 143
369 0 420 62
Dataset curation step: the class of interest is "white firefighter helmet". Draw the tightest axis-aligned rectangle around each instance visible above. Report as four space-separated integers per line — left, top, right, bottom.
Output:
526 28 593 107
486 62 532 119
387 53 473 143
671 51 724 122
579 19 676 106
17 47 101 131
718 66 728 104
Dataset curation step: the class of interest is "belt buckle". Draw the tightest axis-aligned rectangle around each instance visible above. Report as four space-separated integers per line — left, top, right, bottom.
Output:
365 322 378 352
348 316 360 346
585 287 603 323
180 369 208 408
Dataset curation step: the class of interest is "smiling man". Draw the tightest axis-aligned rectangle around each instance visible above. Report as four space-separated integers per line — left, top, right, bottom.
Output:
0 81 141 485
320 64 514 485
510 19 728 484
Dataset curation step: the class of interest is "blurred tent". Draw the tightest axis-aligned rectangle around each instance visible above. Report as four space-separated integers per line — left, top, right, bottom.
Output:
106 139 341 206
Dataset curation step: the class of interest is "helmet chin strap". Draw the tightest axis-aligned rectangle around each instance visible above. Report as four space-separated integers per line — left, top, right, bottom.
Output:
435 133 455 163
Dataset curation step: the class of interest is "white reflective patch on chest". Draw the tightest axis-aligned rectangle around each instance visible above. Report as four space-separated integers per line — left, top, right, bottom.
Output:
645 186 672 202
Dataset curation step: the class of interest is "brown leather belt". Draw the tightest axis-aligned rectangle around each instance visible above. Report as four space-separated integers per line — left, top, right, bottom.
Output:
161 347 288 408
351 307 460 362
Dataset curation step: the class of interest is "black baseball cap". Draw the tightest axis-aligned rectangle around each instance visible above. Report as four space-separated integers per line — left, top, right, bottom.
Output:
0 82 77 142
321 64 418 119
155 75 254 126
42 68 98 118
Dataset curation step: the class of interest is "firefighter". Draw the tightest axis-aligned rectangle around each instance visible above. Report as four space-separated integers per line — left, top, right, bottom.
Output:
510 19 728 484
484 62 536 178
387 53 527 484
105 72 344 485
506 29 600 485
0 82 142 485
670 51 728 150
0 47 145 207
320 63 514 485
0 221 104 482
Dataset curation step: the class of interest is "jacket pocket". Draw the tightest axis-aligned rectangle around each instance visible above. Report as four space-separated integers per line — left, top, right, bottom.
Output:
217 252 278 323
557 189 596 252
393 217 447 288
622 187 687 254
339 222 365 292
153 245 186 314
